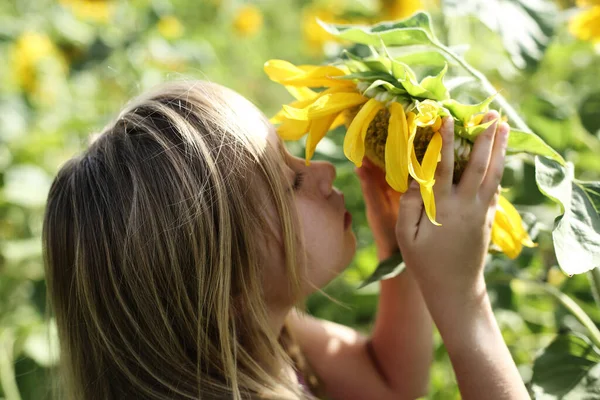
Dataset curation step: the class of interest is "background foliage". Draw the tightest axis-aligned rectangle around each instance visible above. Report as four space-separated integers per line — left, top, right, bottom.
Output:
1 0 599 399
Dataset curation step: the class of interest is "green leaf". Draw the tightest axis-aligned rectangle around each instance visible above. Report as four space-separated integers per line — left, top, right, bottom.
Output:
318 12 437 47
444 0 557 70
581 182 600 214
359 252 405 289
531 333 600 399
535 157 600 275
507 129 566 166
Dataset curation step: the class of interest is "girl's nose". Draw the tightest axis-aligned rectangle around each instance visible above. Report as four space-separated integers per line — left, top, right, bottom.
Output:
311 160 336 198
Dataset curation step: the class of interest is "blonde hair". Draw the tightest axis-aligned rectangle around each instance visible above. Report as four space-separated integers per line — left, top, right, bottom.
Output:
42 80 312 399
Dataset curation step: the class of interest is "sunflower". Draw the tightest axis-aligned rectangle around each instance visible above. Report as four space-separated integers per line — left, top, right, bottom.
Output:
569 0 600 44
264 58 535 259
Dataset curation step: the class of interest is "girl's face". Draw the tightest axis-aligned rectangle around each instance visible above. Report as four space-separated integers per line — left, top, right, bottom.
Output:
265 127 357 297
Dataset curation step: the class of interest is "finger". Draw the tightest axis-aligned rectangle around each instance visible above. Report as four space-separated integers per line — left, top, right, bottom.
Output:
457 111 499 198
434 116 455 199
480 122 509 204
356 166 387 208
396 180 424 243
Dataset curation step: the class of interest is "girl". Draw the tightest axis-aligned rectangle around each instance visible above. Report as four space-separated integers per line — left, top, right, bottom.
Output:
42 80 529 399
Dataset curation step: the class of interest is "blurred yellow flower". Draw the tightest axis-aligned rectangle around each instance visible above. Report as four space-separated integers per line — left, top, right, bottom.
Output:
11 32 61 93
157 16 184 39
570 1 600 43
59 0 115 23
491 196 536 259
233 5 263 37
302 6 350 55
380 0 422 20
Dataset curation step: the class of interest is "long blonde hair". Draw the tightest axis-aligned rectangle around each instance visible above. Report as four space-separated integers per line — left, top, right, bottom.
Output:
42 80 311 399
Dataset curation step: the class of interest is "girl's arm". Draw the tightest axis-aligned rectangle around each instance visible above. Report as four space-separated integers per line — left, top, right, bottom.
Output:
355 161 433 398
395 112 529 399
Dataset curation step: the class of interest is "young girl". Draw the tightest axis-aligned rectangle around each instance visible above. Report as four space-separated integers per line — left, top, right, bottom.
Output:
42 80 529 400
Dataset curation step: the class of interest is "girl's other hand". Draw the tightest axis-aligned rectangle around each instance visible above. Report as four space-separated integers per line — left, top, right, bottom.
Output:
356 159 401 261
395 111 509 302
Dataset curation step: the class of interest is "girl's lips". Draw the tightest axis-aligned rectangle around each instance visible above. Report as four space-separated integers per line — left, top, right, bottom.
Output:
344 210 352 230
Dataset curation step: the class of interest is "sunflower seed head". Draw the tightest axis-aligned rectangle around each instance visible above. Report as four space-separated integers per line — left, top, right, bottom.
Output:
344 103 473 184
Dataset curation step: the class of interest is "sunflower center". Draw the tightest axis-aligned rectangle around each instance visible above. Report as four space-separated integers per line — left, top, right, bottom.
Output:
344 103 472 184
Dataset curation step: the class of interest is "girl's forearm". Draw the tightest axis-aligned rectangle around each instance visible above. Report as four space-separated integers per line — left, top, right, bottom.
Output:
369 267 433 398
423 282 530 400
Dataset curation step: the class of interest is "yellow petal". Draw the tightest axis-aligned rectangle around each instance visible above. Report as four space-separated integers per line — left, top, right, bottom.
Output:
265 59 354 88
264 59 304 82
330 112 346 130
420 184 440 226
421 131 442 181
305 112 340 164
385 102 410 192
569 6 600 43
343 98 383 166
270 97 320 124
277 118 310 140
491 196 536 259
406 112 428 185
283 92 367 121
286 86 317 101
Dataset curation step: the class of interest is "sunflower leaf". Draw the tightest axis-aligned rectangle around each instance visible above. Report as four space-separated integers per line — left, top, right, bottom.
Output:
508 129 565 166
535 157 600 275
359 252 405 289
444 0 557 70
531 333 600 398
317 12 438 47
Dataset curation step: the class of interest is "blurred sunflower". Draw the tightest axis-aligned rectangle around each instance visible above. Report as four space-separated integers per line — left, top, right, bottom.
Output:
569 0 600 44
379 0 422 20
264 59 535 258
157 15 184 40
10 32 65 94
302 5 352 56
233 5 264 37
59 0 115 23
302 0 425 56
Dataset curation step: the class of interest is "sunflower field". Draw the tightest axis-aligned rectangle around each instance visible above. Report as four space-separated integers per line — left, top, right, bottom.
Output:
1 0 600 399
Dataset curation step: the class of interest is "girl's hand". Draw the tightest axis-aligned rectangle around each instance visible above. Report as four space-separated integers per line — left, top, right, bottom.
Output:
356 159 401 261
395 111 509 301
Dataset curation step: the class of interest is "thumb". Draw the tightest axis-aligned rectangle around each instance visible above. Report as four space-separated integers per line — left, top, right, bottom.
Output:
395 179 424 243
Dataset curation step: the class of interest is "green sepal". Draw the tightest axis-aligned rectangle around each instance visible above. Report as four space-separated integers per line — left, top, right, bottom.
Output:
442 95 495 122
336 71 397 83
455 118 496 141
362 79 407 96
419 63 450 100
341 49 392 75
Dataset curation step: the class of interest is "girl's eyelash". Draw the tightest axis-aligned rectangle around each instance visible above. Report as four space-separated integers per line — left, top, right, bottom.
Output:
292 171 305 190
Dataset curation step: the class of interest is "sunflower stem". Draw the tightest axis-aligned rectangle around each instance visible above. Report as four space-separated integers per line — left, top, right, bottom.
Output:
513 278 600 349
431 42 530 131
